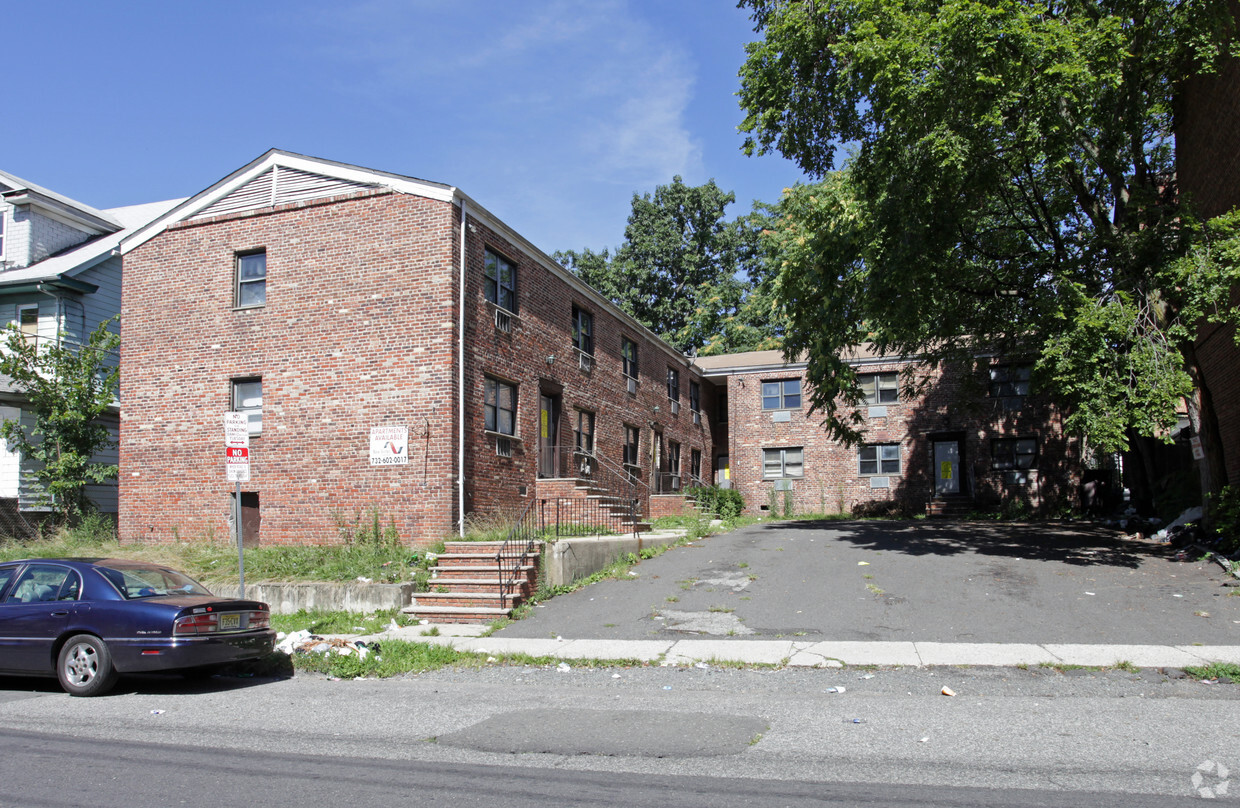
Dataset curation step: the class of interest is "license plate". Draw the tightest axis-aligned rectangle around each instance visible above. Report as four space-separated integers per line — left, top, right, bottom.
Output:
219 613 241 630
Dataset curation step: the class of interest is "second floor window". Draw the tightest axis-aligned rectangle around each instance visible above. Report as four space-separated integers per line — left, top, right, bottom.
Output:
858 372 898 406
574 409 595 454
484 249 517 312
762 378 801 410
236 250 266 308
572 305 593 355
16 304 38 345
690 381 701 413
990 365 1032 411
667 367 680 401
484 377 517 436
622 337 638 379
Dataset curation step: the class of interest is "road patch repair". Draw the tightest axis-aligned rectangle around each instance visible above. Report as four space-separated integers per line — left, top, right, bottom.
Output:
433 708 769 757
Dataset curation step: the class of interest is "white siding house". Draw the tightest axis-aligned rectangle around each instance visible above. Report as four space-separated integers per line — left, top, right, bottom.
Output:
0 170 180 523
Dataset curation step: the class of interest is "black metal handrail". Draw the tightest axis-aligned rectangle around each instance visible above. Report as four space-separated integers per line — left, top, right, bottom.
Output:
553 444 647 527
496 497 541 610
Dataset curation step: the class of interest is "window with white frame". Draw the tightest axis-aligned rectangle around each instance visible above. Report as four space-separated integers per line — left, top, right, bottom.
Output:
574 409 595 454
762 378 801 410
858 444 900 475
992 437 1038 470
235 250 267 308
232 378 263 436
572 305 594 355
484 377 517 436
689 380 701 414
763 447 804 478
858 372 898 406
484 249 517 313
16 304 38 345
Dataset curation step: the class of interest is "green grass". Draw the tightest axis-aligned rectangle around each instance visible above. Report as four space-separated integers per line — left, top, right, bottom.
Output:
269 608 411 635
0 522 440 587
1184 662 1240 681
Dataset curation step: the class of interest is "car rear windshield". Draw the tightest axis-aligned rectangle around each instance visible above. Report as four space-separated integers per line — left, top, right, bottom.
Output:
94 564 213 600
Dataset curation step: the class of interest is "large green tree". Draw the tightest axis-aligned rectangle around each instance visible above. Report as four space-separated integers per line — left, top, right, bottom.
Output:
0 318 120 518
738 0 1238 500
557 176 783 355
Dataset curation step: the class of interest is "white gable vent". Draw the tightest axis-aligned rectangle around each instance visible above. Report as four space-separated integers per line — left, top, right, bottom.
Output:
192 166 379 221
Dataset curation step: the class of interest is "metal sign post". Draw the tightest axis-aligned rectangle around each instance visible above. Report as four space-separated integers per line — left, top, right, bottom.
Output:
223 413 251 599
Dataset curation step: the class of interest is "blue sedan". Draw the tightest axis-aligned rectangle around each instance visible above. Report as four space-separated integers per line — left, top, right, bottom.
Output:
0 558 276 696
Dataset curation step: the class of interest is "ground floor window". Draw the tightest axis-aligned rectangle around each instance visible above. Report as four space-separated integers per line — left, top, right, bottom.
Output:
690 448 701 482
232 378 263 436
484 377 517 435
992 438 1038 469
859 444 900 475
623 424 640 467
763 447 804 478
574 409 595 454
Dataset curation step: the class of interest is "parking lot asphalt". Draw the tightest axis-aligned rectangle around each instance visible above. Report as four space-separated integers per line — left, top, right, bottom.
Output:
492 519 1240 647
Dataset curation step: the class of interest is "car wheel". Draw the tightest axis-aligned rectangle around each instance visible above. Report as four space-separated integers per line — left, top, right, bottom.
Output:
57 635 118 697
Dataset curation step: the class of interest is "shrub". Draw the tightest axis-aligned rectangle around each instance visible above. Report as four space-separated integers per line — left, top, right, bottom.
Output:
687 485 745 519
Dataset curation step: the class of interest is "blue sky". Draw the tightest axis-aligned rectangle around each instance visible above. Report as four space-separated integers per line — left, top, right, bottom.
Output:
5 1 806 255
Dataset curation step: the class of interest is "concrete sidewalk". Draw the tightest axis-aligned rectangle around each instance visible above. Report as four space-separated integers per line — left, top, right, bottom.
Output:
358 624 1240 669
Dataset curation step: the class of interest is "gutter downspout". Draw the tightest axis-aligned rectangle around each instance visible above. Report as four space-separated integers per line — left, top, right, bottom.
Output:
458 197 468 537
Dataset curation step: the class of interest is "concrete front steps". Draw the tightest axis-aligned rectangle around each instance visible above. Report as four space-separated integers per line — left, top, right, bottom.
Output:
537 477 653 534
926 495 972 518
402 541 541 624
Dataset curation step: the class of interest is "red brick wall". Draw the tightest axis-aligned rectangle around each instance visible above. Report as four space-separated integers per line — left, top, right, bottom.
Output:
1180 26 1240 485
120 189 713 545
458 214 712 522
120 190 459 546
720 361 1076 516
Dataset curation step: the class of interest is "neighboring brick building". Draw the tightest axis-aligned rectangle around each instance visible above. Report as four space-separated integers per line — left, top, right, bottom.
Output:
1179 25 1240 487
115 150 1081 546
695 349 1077 516
117 151 713 546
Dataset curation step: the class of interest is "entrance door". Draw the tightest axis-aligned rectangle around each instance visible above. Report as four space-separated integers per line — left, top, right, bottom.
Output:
934 441 960 495
715 455 731 489
539 394 559 478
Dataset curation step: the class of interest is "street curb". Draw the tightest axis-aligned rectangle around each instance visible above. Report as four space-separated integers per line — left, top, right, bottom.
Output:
358 627 1240 670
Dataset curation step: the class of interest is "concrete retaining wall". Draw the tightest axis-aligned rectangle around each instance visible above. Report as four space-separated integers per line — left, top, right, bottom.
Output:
213 582 413 614
543 532 684 589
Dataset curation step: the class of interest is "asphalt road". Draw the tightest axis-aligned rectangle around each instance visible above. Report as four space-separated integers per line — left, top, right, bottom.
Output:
0 664 1235 804
495 519 1240 644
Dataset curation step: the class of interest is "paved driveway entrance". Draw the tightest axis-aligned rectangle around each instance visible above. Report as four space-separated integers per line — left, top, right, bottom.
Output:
494 520 1240 645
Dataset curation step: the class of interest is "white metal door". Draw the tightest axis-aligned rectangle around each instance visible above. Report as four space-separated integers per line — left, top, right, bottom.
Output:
934 441 960 496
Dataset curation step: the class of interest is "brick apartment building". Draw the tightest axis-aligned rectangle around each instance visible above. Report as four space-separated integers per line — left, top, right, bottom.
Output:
117 151 716 545
115 150 1079 546
1179 27 1240 488
697 350 1076 517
